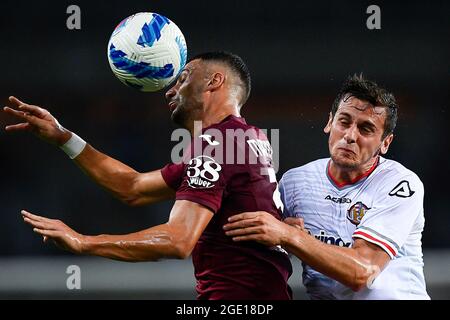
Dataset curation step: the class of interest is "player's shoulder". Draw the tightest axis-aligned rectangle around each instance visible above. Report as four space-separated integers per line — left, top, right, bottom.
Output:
281 158 329 183
377 157 423 184
211 115 255 131
375 157 424 195
207 115 265 142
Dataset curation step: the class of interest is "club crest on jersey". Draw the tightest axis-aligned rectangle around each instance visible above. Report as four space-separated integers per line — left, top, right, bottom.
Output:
347 201 370 225
186 155 222 189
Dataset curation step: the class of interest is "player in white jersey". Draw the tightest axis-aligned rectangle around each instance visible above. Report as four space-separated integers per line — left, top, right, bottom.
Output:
223 74 430 299
279 157 428 299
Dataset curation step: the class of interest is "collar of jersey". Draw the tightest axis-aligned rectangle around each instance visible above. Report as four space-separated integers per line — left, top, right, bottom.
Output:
326 156 380 190
203 114 247 131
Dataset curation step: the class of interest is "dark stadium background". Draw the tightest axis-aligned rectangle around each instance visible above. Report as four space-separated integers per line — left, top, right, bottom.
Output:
0 0 449 299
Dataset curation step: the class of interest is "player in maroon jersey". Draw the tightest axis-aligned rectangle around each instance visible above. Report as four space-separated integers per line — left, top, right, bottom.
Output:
4 52 292 300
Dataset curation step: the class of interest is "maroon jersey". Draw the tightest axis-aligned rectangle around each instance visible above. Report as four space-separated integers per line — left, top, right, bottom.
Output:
161 115 292 300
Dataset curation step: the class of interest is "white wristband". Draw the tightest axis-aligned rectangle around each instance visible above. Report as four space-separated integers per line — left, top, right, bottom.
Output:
60 133 87 159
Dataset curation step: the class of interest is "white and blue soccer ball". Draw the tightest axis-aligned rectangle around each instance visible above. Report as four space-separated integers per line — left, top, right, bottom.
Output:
107 12 187 92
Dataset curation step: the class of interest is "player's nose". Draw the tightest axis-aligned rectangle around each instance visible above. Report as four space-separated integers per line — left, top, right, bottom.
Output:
343 125 357 143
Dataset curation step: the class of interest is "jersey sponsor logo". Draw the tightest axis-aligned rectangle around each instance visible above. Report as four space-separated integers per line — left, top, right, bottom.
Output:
388 180 415 198
186 155 222 189
325 195 352 203
347 201 370 225
312 230 351 247
199 134 220 146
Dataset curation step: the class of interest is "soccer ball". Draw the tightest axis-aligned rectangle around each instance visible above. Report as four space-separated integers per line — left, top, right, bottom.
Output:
107 12 187 92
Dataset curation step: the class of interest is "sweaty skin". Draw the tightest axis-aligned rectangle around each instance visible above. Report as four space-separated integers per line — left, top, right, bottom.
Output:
224 97 394 292
5 58 243 264
23 200 213 261
6 56 295 299
3 96 175 207
223 210 388 292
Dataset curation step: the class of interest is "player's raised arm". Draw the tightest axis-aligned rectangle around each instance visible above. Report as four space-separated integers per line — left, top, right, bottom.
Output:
22 200 213 261
73 145 175 206
3 96 174 206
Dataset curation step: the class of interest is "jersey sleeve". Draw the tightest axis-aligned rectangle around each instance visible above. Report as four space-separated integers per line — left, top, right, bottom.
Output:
161 162 185 190
352 173 424 259
164 132 229 214
161 158 225 213
175 154 226 213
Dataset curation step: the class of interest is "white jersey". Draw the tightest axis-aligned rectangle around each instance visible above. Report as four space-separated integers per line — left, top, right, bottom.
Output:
280 157 429 300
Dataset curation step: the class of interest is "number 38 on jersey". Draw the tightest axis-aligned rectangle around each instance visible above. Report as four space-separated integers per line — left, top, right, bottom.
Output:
186 156 222 189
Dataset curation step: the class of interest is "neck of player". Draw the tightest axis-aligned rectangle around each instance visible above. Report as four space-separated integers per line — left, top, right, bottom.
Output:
329 156 379 186
190 101 240 136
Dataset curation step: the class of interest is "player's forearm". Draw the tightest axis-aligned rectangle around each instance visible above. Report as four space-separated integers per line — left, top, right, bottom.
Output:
281 231 375 291
72 144 140 203
81 224 188 262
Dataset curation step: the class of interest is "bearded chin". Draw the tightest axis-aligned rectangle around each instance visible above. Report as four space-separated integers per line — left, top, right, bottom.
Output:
331 154 359 169
171 106 189 128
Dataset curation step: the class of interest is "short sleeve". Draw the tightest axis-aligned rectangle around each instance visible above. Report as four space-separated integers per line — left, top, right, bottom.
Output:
352 174 424 259
175 153 226 213
161 162 185 190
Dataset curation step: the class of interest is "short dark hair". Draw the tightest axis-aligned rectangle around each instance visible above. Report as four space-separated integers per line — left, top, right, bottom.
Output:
189 51 251 105
331 74 398 139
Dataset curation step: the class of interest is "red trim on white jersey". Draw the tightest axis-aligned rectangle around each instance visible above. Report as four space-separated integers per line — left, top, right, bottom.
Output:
328 157 379 188
353 230 397 259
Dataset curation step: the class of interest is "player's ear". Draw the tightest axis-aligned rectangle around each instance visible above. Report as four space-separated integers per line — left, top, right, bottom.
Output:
380 133 394 155
207 72 225 91
324 112 332 134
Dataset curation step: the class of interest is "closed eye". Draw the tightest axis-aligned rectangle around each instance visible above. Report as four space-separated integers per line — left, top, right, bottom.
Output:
178 75 186 84
338 118 351 126
360 126 375 134
176 71 188 84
